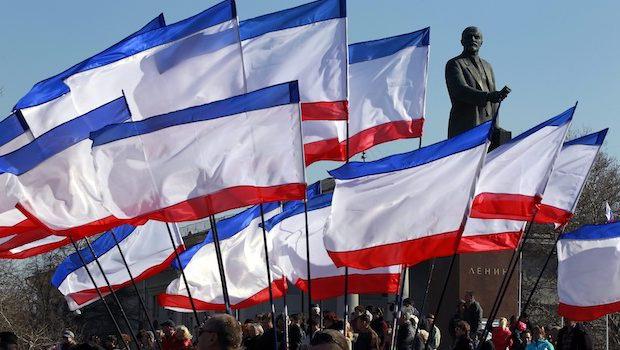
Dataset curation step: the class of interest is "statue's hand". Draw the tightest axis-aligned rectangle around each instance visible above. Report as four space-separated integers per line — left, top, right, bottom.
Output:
500 86 511 99
487 91 504 103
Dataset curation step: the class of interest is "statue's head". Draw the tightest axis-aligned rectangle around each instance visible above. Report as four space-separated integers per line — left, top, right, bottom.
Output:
461 26 483 55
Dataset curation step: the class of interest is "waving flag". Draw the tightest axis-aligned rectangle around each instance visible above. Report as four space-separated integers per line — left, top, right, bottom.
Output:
159 203 285 312
343 28 430 158
16 15 166 137
470 107 574 221
606 202 615 222
52 221 183 311
0 233 69 259
324 121 492 269
535 129 608 226
90 82 305 222
266 191 400 300
457 218 526 253
557 221 620 321
0 97 132 238
240 0 348 165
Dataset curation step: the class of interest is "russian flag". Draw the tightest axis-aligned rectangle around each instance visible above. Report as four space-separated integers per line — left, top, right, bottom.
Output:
535 129 608 226
0 97 133 238
323 121 492 269
470 107 574 221
240 0 348 165
52 220 184 311
90 82 306 222
266 190 400 300
343 28 430 158
159 203 285 312
557 221 620 321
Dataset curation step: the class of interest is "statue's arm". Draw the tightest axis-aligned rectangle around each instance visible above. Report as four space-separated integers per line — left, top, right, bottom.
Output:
445 60 488 107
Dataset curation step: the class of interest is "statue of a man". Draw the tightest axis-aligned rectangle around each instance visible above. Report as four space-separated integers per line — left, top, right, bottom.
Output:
446 26 510 138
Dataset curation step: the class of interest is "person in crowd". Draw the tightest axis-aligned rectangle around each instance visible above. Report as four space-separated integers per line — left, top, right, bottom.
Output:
402 299 420 317
424 314 441 350
102 335 118 350
50 330 77 350
353 313 380 350
309 329 349 350
414 329 429 350
510 315 528 350
526 326 554 350
196 313 243 350
369 307 389 349
306 316 321 345
0 331 18 350
323 311 343 331
449 300 467 344
160 320 182 350
513 330 532 350
241 323 262 350
474 330 495 350
137 329 156 350
396 310 415 350
154 330 164 345
311 304 321 321
258 314 277 350
463 291 483 336
88 336 101 347
452 321 474 350
492 317 512 350
556 320 592 350
290 314 306 350
175 325 193 349
546 326 561 347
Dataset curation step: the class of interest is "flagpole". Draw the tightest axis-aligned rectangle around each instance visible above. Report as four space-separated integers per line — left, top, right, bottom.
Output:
283 290 290 350
390 265 407 350
259 204 278 350
413 258 435 341
165 222 201 324
109 230 162 350
209 215 232 314
68 237 128 350
83 237 140 347
302 200 313 323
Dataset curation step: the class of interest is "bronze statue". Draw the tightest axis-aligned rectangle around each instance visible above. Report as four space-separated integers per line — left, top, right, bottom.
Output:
446 27 510 138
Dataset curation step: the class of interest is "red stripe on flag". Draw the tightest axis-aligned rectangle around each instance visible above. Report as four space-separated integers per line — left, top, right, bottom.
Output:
304 138 346 166
301 101 348 121
457 232 522 254
534 204 573 226
0 238 70 259
0 218 39 237
295 273 400 301
347 119 424 158
470 193 542 221
0 228 53 251
67 247 185 306
157 278 287 311
559 300 620 322
327 230 461 270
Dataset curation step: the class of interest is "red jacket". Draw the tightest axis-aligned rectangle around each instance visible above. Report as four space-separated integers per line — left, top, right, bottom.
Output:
492 327 513 350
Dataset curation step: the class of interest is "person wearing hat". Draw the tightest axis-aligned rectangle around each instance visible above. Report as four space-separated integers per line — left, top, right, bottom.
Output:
160 320 183 350
49 330 76 350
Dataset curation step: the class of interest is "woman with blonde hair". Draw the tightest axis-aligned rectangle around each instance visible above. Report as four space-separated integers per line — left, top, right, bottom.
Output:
492 317 512 350
175 325 193 349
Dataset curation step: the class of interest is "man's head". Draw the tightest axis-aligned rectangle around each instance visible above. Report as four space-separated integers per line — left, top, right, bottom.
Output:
461 27 483 55
198 313 242 350
311 304 321 316
426 314 435 326
0 331 18 350
276 314 289 331
62 330 76 345
464 291 475 303
259 313 273 330
454 320 470 337
358 313 371 330
309 329 348 350
161 319 176 337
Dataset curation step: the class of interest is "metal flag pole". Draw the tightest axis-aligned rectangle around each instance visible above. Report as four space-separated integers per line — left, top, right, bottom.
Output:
69 237 128 350
302 200 313 323
165 222 201 324
209 215 232 314
283 291 290 350
413 258 435 341
259 204 278 350
109 231 162 350
83 237 140 347
390 265 408 350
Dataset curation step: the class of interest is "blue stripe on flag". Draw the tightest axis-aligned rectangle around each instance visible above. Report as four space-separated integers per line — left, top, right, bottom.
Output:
329 120 492 180
173 202 281 270
51 224 138 288
0 97 131 175
348 27 430 64
239 0 346 41
15 14 166 110
91 82 300 146
560 221 620 241
564 128 608 147
508 106 575 145
264 192 332 232
0 113 28 146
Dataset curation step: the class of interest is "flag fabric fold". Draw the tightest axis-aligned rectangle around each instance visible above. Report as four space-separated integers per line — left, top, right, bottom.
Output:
470 107 574 221
0 232 69 259
159 203 285 312
557 221 620 321
52 221 183 311
90 82 306 222
323 121 492 269
239 0 348 165
266 191 400 300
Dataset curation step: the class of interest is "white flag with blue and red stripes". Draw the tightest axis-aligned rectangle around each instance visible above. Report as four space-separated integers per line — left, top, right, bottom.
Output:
90 82 306 222
535 129 608 226
557 221 620 321
343 28 429 158
323 121 492 269
159 203 285 312
240 0 348 165
470 106 574 221
52 220 183 311
266 190 400 300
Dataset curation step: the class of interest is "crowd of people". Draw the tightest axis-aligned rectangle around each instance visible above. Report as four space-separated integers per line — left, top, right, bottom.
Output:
0 292 594 350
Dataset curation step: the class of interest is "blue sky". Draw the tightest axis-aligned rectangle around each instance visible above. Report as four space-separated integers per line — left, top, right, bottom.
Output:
1 0 618 182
